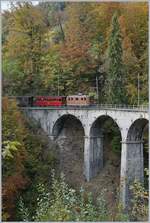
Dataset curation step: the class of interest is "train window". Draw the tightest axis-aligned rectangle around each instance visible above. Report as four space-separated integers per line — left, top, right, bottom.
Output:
76 98 79 100
84 97 86 100
81 98 83 100
71 98 73 100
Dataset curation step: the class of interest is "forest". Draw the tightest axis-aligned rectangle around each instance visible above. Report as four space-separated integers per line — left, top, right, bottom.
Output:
2 1 148 221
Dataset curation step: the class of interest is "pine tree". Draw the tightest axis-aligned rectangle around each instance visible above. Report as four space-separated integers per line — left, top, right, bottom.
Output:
106 12 126 104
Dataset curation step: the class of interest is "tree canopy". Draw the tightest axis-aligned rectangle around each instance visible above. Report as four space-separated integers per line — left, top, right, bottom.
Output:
2 2 148 103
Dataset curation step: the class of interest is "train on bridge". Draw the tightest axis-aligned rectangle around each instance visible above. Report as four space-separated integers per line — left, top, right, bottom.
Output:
9 95 95 107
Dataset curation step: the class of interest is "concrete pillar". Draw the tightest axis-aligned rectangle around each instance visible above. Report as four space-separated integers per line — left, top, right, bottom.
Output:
120 140 144 208
84 134 103 181
84 136 91 181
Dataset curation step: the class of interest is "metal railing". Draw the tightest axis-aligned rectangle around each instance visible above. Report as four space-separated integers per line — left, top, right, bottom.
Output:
93 104 148 111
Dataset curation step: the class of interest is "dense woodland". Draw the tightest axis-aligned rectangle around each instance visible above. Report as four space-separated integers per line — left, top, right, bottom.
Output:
2 2 148 104
2 2 149 221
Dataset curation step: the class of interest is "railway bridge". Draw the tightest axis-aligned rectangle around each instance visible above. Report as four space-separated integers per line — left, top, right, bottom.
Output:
23 105 148 208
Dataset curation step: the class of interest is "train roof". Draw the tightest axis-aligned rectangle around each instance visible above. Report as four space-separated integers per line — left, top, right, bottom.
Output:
67 95 89 97
35 96 66 98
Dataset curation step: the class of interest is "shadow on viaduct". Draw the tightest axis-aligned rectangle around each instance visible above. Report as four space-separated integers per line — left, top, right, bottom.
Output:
23 107 148 208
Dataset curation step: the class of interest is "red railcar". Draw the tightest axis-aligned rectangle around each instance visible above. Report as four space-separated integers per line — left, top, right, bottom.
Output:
33 96 66 107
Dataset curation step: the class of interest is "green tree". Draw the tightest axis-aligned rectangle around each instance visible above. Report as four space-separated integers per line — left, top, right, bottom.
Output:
106 12 126 104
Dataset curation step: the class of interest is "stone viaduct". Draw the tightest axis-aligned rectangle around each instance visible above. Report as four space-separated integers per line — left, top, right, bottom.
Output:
23 106 148 208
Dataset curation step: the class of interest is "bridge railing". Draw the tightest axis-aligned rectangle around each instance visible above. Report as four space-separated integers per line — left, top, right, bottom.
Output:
60 104 148 111
94 104 148 111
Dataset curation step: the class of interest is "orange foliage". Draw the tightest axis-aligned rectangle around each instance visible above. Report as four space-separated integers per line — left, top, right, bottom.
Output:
2 97 29 220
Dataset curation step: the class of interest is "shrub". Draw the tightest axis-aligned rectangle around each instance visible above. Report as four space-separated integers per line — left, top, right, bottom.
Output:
18 171 128 221
130 179 148 221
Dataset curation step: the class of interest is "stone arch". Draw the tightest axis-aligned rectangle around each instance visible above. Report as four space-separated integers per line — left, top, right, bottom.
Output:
90 115 122 138
52 114 85 139
127 118 148 141
126 118 149 182
52 114 85 184
120 118 149 207
89 115 122 179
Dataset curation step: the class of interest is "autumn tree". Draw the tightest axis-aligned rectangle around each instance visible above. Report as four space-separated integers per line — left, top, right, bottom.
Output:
2 97 28 220
3 2 47 95
38 2 66 42
121 4 148 104
118 15 139 105
2 97 57 221
58 3 99 95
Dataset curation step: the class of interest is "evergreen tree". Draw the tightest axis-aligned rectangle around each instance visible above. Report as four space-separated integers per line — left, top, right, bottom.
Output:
106 12 126 104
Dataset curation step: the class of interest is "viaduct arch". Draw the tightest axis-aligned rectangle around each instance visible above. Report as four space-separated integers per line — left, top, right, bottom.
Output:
120 118 148 206
52 114 85 184
23 107 148 208
52 114 85 140
89 115 122 179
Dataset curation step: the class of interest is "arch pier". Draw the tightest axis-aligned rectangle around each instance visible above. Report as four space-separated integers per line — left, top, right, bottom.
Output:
84 134 104 181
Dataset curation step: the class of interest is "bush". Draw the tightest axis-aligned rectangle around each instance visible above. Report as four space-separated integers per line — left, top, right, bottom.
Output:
130 179 148 221
18 171 149 221
18 171 129 221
